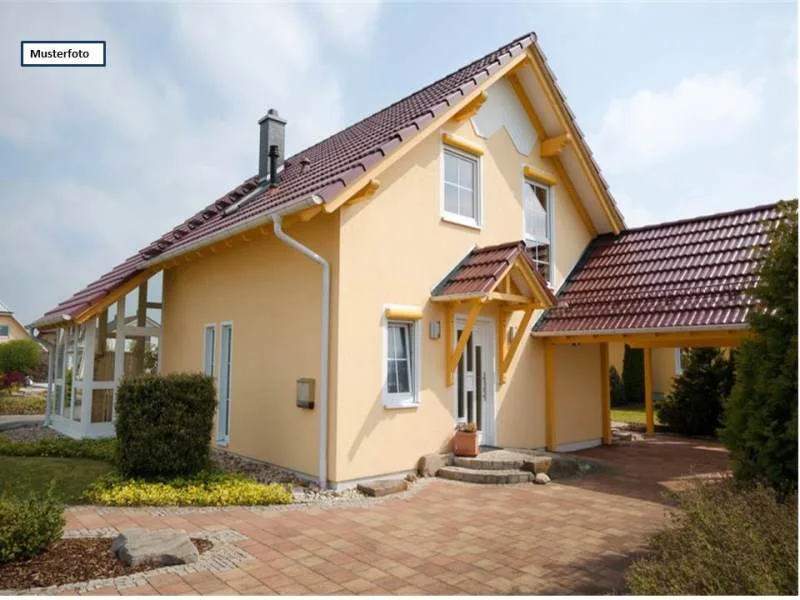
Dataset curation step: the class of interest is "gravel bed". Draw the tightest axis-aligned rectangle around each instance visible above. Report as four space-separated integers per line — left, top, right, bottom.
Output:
0 425 66 443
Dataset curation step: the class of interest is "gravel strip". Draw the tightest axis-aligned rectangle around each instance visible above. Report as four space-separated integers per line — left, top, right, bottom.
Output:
0 425 66 442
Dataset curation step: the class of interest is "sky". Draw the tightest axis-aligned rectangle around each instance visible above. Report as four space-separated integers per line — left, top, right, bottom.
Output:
1 0 797 326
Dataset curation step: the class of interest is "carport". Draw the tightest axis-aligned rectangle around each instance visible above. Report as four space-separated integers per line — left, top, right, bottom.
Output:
532 203 781 450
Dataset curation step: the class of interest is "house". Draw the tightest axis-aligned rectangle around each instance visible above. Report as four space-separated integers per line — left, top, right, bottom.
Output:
31 32 776 488
0 300 32 343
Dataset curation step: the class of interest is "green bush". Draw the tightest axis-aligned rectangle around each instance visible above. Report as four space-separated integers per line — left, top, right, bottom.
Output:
0 436 116 462
622 345 644 405
723 200 798 494
116 373 216 479
0 394 46 415
656 348 734 436
84 471 293 506
626 479 797 595
609 366 626 407
0 487 65 563
0 339 41 376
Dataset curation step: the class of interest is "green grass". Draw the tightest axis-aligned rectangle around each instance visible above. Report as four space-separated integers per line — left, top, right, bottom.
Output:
0 393 45 415
0 456 113 504
611 402 663 425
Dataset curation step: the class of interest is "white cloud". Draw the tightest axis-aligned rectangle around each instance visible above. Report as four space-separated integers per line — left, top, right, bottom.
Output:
591 72 763 173
0 2 381 325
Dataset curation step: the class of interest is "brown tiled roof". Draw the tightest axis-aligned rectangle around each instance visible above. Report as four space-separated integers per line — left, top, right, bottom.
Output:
433 241 556 305
534 203 784 335
32 33 540 329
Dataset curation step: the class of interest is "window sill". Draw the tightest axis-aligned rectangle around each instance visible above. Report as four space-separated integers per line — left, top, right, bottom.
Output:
441 215 482 231
384 401 420 410
216 439 229 447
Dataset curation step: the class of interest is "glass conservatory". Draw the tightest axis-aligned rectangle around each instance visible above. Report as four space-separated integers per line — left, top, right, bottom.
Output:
44 272 162 438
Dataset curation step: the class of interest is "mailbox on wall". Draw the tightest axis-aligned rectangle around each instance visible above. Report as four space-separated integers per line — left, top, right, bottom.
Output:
296 378 315 409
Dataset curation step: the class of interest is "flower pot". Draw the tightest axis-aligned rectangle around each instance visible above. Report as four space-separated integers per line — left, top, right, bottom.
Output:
454 430 479 457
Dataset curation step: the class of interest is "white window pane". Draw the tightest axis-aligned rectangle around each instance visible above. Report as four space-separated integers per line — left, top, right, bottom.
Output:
444 152 458 185
458 157 475 190
387 359 398 394
396 360 410 393
444 183 460 214
459 188 475 218
394 325 408 360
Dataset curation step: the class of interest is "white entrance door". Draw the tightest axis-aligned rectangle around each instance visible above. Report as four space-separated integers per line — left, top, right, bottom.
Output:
454 318 496 446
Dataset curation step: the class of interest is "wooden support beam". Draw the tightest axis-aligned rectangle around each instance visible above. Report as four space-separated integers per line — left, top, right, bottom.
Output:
600 343 611 445
488 292 531 304
345 179 380 207
497 308 509 384
540 133 573 158
544 328 750 348
452 91 488 122
644 347 654 436
544 341 557 451
444 304 454 387
446 301 482 387
501 306 535 378
74 268 158 325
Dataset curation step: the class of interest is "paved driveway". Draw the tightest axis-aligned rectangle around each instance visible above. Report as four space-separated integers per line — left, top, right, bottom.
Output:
64 436 729 595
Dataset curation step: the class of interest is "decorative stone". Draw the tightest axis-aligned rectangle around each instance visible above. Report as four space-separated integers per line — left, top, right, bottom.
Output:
356 479 408 497
521 456 552 475
111 529 199 567
534 472 551 485
405 472 418 483
418 453 452 477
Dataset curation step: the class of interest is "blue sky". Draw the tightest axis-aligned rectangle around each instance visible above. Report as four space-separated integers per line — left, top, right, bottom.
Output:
1 0 797 325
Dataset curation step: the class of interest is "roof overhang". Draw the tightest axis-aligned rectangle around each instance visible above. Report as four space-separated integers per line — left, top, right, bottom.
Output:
533 324 751 348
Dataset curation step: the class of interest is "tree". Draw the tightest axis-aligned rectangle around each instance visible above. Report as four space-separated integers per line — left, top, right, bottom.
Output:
0 339 41 375
722 200 798 493
656 348 734 436
622 345 644 405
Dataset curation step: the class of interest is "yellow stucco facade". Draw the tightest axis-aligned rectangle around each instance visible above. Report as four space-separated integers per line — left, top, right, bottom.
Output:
609 344 679 398
158 71 610 486
0 313 30 343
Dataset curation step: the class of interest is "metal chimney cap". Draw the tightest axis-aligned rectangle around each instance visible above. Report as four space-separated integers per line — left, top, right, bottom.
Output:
259 108 286 125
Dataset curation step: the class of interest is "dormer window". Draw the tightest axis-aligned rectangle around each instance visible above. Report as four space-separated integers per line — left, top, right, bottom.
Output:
524 180 553 283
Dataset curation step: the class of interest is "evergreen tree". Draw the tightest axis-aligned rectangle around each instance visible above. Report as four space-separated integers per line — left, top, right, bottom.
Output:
722 200 798 493
622 345 644 405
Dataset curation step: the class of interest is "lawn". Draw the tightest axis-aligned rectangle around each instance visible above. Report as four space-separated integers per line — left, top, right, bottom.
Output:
0 456 113 503
611 402 663 425
0 393 46 415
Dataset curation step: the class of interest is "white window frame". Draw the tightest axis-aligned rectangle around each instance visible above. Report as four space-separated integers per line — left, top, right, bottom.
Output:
523 178 555 285
203 324 216 377
217 321 233 444
382 317 421 409
441 144 482 229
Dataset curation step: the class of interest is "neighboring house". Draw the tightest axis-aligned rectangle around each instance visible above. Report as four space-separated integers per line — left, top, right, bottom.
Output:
609 345 684 400
31 32 777 488
0 300 32 343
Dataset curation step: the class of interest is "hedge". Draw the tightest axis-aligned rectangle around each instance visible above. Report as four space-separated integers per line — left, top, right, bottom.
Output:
0 436 116 462
84 471 293 506
0 488 65 563
116 373 216 478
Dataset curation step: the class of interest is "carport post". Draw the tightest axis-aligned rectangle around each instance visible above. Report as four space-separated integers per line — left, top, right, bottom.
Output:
600 343 611 444
644 348 654 435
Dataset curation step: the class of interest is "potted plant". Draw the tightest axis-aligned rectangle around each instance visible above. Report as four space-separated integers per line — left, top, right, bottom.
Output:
454 422 479 457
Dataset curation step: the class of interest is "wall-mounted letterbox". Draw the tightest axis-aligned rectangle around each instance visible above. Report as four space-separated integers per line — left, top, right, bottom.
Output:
296 378 315 409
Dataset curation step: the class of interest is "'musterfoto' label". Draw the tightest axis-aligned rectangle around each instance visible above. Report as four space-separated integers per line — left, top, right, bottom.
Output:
21 41 106 67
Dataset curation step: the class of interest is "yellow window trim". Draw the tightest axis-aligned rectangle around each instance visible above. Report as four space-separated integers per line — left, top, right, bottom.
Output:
384 305 423 321
523 165 558 186
441 132 484 157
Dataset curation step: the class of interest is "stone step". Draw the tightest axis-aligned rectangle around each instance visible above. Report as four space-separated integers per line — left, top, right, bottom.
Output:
454 454 524 470
437 466 533 484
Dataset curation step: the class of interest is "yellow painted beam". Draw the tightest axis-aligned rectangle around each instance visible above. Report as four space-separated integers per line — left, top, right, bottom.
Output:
523 165 559 186
501 306 535 381
544 328 750 347
452 91 488 122
447 301 482 387
644 347 654 436
488 292 532 304
497 308 509 384
445 304 454 387
441 132 484 156
600 343 611 445
74 268 159 325
540 133 573 158
506 72 597 237
544 341 556 451
345 179 381 207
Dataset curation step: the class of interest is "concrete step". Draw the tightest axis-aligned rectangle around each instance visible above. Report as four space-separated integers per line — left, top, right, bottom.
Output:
454 452 524 471
437 466 533 484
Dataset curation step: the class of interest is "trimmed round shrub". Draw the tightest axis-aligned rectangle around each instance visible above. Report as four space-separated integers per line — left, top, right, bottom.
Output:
0 339 41 376
115 373 216 479
0 488 65 563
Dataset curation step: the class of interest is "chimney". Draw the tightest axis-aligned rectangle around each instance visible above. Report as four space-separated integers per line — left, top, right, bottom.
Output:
258 108 286 182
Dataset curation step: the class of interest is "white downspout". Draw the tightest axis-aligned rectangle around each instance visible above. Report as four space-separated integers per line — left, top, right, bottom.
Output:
273 209 330 489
